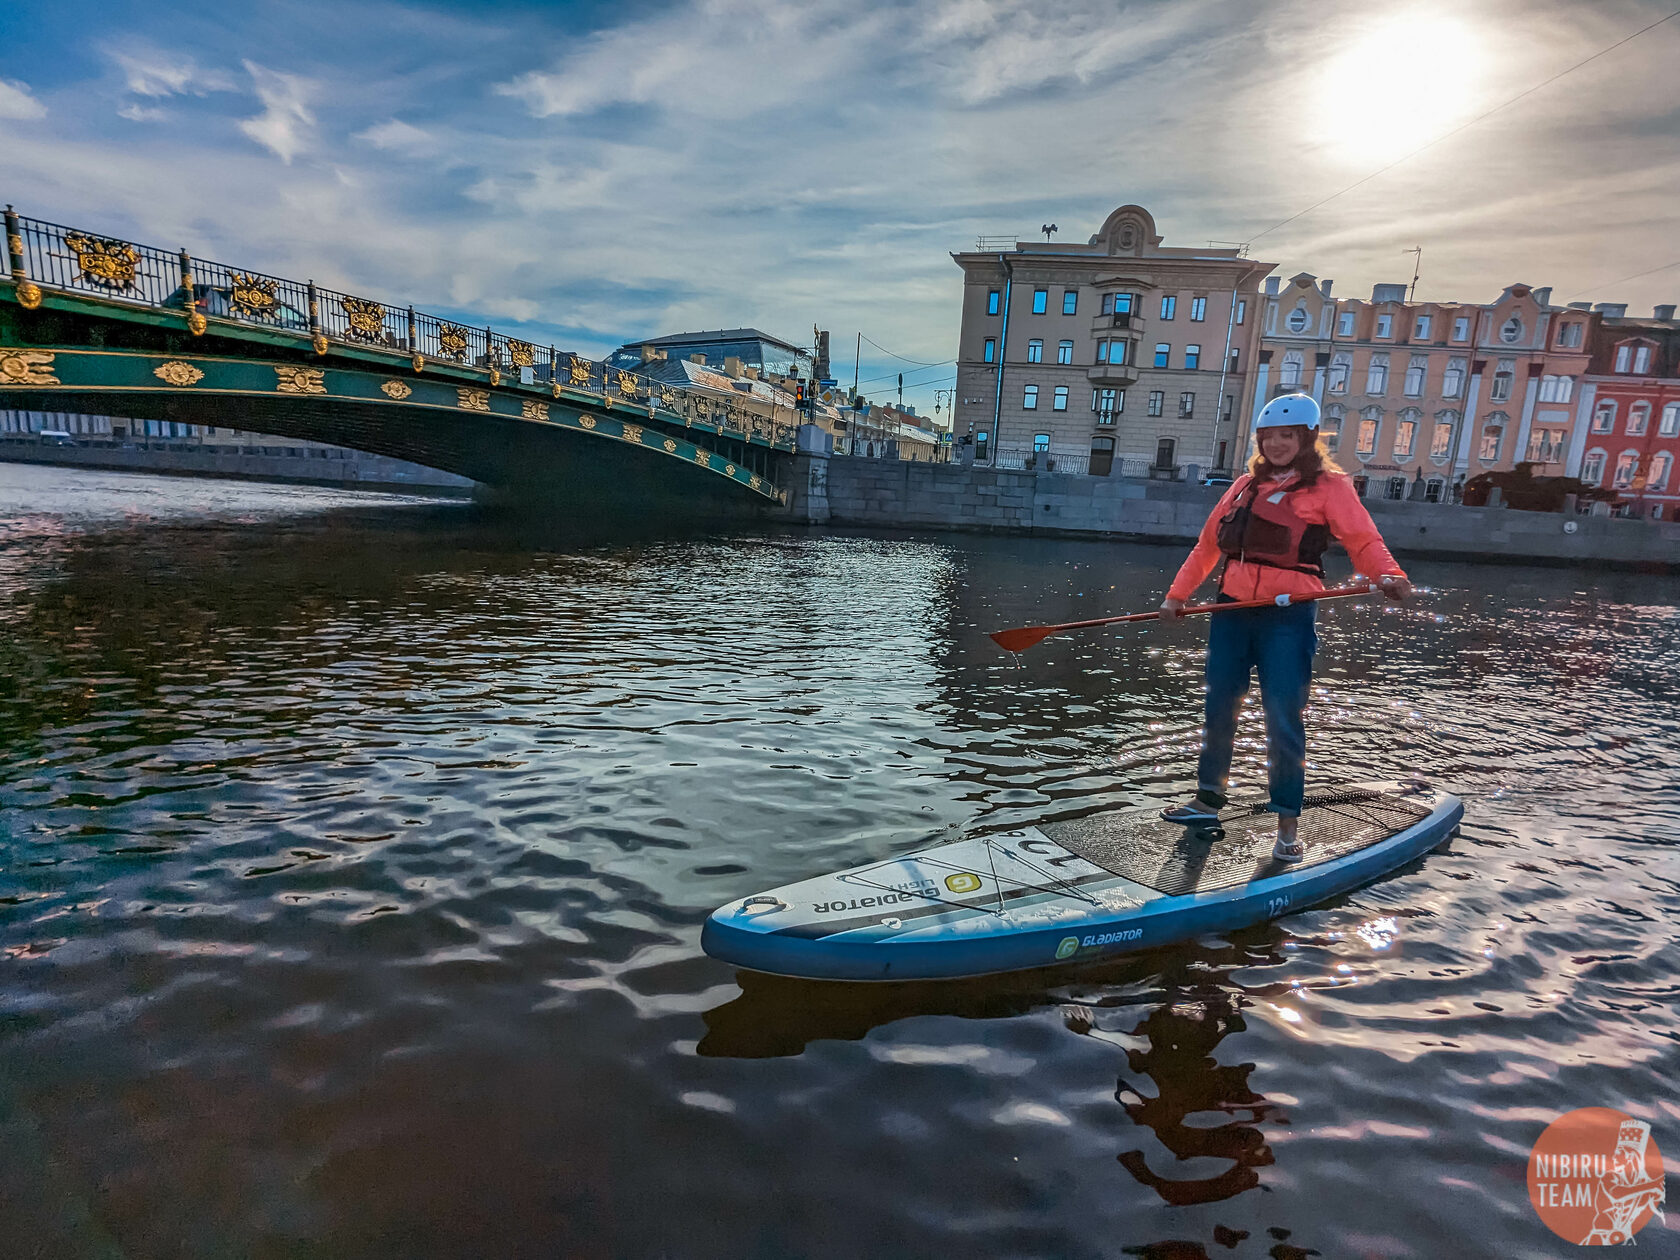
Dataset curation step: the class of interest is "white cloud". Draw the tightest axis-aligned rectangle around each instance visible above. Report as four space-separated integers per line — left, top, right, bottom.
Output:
238 61 317 164
118 103 167 123
0 79 47 120
354 119 432 152
110 50 236 98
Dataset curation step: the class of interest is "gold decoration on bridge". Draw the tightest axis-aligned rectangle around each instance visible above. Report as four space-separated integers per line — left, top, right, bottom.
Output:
725 463 736 476
620 423 643 444
187 310 207 336
694 449 712 468
568 356 592 385
381 380 412 400
16 281 42 309
522 400 549 421
578 414 596 429
0 351 59 385
551 381 562 399
412 353 425 373
663 438 677 453
341 296 387 341
153 361 204 386
456 387 490 412
507 339 535 368
615 371 639 398
749 474 762 491
274 365 326 394
488 366 501 387
312 332 329 355
438 324 468 360
658 388 677 409
64 233 140 290
6 234 21 257
229 273 280 319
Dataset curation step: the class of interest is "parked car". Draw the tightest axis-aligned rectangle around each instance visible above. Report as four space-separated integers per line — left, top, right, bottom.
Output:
38 429 76 447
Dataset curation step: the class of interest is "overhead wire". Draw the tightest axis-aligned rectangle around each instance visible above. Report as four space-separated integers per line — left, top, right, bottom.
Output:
857 333 953 368
1244 7 1680 247
1564 258 1680 301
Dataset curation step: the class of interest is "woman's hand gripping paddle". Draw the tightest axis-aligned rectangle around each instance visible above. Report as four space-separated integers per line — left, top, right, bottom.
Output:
988 582 1380 656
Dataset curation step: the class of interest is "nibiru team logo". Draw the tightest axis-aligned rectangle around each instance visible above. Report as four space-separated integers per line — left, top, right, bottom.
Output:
1527 1108 1666 1245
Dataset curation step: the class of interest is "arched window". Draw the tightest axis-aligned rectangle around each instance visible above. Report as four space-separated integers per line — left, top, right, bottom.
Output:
1628 401 1651 435
1442 358 1466 398
1581 448 1608 484
1592 399 1616 433
1356 408 1382 458
1321 404 1344 453
1478 411 1508 463
1430 411 1458 462
1648 451 1672 491
1280 350 1304 386
1366 354 1389 395
1613 450 1640 489
1490 358 1515 403
1393 409 1420 458
1404 356 1427 397
1327 352 1351 393
1425 477 1445 503
1385 476 1407 500
1662 403 1680 437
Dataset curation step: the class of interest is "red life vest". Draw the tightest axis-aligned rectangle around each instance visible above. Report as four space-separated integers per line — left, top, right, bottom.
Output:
1215 475 1331 577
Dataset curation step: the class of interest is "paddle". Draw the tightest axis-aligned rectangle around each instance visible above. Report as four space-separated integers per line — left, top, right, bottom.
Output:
988 582 1380 655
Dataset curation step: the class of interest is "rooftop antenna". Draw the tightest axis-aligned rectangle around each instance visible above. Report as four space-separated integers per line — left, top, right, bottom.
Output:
1041 223 1058 241
1404 246 1423 302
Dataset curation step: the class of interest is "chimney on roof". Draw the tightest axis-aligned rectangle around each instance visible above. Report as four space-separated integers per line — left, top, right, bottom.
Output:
639 345 666 361
723 356 744 377
1371 283 1407 304
1593 303 1628 318
1264 277 1280 296
689 353 706 364
1320 279 1333 298
1656 304 1677 321
743 366 760 380
1567 302 1592 311
1533 287 1552 307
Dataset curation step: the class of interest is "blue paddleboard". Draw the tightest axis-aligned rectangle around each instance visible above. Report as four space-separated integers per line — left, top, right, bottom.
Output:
702 782 1462 981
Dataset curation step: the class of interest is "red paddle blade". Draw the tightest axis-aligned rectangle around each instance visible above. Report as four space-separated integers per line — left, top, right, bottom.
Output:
989 625 1059 654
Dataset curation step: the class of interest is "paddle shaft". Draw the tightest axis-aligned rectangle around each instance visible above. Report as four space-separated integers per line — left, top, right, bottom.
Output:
990 582 1379 654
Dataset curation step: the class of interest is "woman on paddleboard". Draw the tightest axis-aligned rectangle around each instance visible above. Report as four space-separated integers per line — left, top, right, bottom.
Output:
1159 392 1412 863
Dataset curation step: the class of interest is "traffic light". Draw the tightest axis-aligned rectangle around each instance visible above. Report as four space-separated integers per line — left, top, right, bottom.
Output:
794 380 808 415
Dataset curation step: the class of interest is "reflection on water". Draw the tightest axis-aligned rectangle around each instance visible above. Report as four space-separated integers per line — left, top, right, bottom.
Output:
2 462 1679 1259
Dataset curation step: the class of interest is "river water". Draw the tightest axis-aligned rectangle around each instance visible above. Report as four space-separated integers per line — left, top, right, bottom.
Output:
1 461 1676 1259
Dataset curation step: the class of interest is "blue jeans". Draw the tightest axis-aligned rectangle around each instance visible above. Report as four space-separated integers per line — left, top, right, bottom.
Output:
1195 597 1318 817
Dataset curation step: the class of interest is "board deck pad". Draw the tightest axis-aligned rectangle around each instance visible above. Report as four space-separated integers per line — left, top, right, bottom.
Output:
1042 789 1435 897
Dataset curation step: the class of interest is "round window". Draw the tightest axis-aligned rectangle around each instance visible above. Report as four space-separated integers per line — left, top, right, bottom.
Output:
1287 307 1311 333
1500 316 1523 344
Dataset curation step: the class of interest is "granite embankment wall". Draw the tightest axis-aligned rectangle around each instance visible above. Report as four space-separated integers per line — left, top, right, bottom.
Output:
0 444 475 496
786 455 1680 570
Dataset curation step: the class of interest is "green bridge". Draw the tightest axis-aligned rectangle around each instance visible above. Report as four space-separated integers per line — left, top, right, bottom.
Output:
0 206 798 515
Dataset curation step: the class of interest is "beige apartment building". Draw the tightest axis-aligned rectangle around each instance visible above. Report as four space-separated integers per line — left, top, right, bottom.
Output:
1253 275 1595 501
952 205 1273 477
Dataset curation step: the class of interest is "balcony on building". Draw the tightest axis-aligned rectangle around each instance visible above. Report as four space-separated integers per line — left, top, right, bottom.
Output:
1091 310 1145 338
1087 358 1139 387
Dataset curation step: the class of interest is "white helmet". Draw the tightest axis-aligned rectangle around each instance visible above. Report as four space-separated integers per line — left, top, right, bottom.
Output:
1254 393 1320 430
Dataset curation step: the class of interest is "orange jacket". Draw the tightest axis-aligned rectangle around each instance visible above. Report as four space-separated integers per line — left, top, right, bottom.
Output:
1167 471 1407 603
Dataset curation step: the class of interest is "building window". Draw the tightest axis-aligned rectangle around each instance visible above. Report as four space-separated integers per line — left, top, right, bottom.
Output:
1490 359 1514 402
1337 311 1355 337
1057 340 1074 365
1287 306 1311 333
1052 386 1069 411
1526 427 1566 463
1376 314 1393 338
1185 344 1201 370
1160 295 1176 319
1114 293 1134 317
1614 344 1631 372
987 290 1000 316
1026 339 1043 363
1592 399 1615 433
1023 384 1038 409
1328 352 1351 393
1322 406 1344 453
1613 450 1640 489
1581 448 1607 483
1442 359 1465 398
1386 476 1407 500
1453 316 1471 341
1557 321 1582 348
1356 416 1380 456
1148 390 1164 417
1190 296 1207 321
1366 353 1389 395
1479 424 1502 462
1661 402 1680 436
983 338 995 363
1229 348 1240 371
1431 417 1455 461
1096 339 1107 362
1649 451 1672 490
1280 350 1303 386
1109 340 1129 365
1093 388 1120 422
1033 432 1052 455
1394 417 1418 458
1236 299 1247 324
1635 345 1652 373
1062 290 1078 315
1538 375 1574 403
1154 343 1170 368
1179 391 1195 417
1415 315 1432 339
1628 401 1650 435
1032 289 1048 314
1499 315 1523 344
1425 477 1444 502
1404 355 1427 396
1101 293 1112 315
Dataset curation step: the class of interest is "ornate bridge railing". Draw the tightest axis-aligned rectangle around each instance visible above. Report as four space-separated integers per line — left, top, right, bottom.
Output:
2 206 798 451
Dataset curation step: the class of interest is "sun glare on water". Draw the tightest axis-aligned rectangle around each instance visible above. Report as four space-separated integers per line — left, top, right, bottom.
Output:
1314 13 1485 164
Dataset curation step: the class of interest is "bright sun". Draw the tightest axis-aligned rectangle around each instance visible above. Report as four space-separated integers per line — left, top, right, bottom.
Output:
1314 14 1484 165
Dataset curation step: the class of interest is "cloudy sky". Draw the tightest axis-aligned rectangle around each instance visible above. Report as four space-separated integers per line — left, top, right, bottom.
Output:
3 0 1677 416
